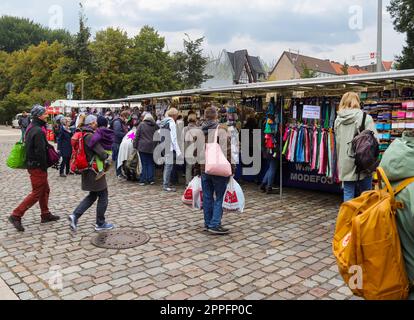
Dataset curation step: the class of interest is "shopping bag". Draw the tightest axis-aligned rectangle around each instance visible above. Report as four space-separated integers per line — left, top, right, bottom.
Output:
223 177 245 213
205 128 232 177
182 176 200 205
193 176 204 210
6 141 27 169
193 189 203 210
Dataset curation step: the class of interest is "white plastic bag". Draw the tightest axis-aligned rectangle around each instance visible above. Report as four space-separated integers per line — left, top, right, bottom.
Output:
223 177 245 213
182 176 201 206
192 177 203 210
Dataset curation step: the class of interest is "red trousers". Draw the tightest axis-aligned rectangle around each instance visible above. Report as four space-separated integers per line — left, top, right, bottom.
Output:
13 168 50 219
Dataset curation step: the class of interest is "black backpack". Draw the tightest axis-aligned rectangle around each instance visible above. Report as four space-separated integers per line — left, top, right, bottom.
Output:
349 113 380 178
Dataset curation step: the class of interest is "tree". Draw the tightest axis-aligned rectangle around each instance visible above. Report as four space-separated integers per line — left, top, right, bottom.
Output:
128 26 180 94
63 3 96 98
172 35 211 89
388 0 414 69
89 28 132 99
301 63 317 78
341 61 349 75
0 15 71 53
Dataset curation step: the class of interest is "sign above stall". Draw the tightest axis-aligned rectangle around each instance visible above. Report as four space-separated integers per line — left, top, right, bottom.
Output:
292 91 305 98
303 105 321 120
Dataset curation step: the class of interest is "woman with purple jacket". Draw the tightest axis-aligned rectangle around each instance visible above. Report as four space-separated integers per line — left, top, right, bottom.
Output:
88 116 114 180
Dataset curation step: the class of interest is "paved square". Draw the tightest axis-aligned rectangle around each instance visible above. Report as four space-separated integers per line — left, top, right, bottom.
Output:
0 126 355 300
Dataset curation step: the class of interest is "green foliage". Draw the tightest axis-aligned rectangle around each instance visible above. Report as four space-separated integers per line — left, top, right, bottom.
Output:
128 26 180 94
89 28 132 99
388 0 414 69
341 61 349 75
301 63 318 78
172 35 211 89
0 15 71 53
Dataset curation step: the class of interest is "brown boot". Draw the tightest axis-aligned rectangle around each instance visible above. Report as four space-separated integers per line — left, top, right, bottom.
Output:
41 213 61 223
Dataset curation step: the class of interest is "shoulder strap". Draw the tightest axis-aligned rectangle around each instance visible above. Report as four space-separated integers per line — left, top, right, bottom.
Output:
360 112 367 132
395 177 414 195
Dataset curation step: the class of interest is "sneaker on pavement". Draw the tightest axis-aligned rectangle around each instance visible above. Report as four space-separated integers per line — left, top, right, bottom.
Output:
139 182 147 186
8 216 25 232
95 223 114 232
68 214 78 232
163 187 176 192
207 226 229 235
41 213 61 223
60 174 67 178
149 181 155 185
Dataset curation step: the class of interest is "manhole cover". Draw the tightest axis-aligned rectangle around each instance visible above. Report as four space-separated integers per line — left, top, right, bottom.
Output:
91 229 150 249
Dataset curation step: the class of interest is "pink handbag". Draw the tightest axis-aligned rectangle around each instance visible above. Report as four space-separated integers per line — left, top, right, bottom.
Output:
205 128 232 177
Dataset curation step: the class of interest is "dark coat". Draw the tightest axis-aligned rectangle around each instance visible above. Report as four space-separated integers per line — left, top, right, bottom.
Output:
18 115 31 129
25 118 48 172
57 125 72 158
80 126 109 192
133 119 159 154
112 118 129 145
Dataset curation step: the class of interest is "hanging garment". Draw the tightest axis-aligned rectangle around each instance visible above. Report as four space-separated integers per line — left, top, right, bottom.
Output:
311 126 318 170
283 125 290 142
295 126 305 163
287 127 298 162
304 126 310 164
318 129 327 175
316 127 322 170
326 129 333 178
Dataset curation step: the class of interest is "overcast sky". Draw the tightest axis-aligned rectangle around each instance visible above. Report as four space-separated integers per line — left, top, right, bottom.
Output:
0 0 405 66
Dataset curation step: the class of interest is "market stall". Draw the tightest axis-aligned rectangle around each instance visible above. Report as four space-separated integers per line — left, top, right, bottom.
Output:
83 69 414 200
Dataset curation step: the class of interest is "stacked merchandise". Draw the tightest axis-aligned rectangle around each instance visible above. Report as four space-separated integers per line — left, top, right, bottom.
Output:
263 98 278 159
226 104 238 127
282 97 339 181
362 88 414 159
242 96 263 112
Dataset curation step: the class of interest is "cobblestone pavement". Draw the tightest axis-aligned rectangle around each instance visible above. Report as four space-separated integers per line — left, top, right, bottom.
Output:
0 126 357 300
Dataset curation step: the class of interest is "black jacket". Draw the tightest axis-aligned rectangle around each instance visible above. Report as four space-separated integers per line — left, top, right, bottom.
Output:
18 115 31 129
25 118 48 172
133 120 159 154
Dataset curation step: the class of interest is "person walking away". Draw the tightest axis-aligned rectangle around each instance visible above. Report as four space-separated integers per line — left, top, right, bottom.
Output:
183 114 199 185
57 118 72 177
196 107 234 235
159 108 182 192
133 113 159 186
335 92 378 202
18 111 30 142
68 115 114 232
380 130 414 299
8 105 60 232
112 111 130 179
87 116 114 181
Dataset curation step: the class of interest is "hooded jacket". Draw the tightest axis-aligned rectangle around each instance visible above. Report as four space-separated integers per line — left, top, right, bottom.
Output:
81 126 109 192
334 109 378 182
380 132 414 297
159 117 181 157
134 119 159 154
88 127 114 151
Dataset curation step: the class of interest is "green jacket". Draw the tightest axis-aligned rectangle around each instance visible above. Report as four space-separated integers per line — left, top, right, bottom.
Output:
334 109 377 182
380 133 414 298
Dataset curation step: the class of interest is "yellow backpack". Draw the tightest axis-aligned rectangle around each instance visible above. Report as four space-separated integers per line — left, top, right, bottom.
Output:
333 168 414 300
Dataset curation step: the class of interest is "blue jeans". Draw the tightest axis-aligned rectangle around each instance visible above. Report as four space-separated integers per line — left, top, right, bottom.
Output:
21 128 26 142
343 176 373 202
163 151 175 189
262 158 277 188
112 143 122 176
201 174 229 229
139 152 155 183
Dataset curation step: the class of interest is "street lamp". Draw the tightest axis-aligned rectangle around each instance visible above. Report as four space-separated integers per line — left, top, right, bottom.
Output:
377 0 383 72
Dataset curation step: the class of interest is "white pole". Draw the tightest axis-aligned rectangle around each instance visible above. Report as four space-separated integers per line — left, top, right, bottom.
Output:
377 0 383 72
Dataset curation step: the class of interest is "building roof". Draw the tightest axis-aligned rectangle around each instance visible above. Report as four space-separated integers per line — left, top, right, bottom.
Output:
226 50 266 82
282 51 337 75
360 61 394 72
330 61 369 75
